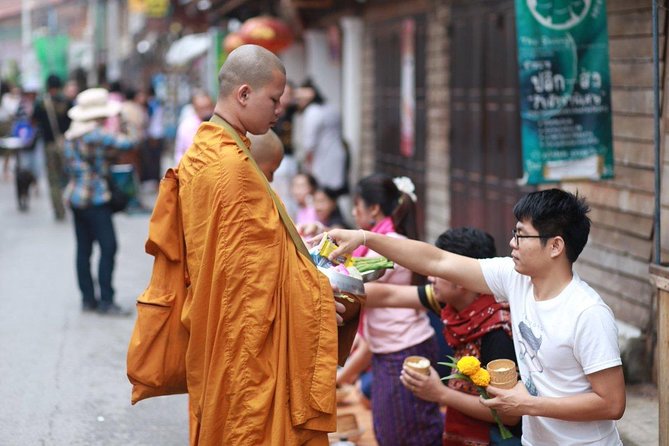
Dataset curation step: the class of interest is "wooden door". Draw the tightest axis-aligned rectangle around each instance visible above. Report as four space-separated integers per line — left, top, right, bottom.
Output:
371 14 427 237
450 0 533 255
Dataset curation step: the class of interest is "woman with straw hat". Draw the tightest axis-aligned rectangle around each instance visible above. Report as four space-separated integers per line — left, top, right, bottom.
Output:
63 88 133 316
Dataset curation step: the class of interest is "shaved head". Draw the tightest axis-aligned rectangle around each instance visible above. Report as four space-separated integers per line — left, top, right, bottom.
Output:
192 90 214 120
248 130 284 182
218 45 286 99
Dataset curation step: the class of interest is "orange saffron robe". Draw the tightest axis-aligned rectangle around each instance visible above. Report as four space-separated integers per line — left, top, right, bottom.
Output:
178 122 337 445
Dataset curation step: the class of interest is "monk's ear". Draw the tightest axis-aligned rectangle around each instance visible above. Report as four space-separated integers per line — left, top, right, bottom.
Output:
236 84 251 105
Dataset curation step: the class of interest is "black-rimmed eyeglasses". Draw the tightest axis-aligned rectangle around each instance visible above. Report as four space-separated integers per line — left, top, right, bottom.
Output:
512 228 558 245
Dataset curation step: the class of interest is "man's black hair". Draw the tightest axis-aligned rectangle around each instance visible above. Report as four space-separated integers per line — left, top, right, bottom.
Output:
109 81 123 93
512 188 591 263
46 74 63 90
435 227 496 259
124 87 137 101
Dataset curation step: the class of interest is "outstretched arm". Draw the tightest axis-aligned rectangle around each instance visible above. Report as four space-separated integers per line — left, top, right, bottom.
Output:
320 229 492 295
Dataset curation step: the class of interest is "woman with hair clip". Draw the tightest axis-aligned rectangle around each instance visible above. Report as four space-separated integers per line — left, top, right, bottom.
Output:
337 173 443 446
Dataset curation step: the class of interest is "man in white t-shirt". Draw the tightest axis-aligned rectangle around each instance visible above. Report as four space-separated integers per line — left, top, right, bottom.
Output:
321 189 625 446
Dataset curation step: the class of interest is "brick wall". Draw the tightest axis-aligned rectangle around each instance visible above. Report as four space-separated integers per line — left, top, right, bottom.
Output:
568 0 661 330
424 0 451 244
359 29 376 178
356 0 662 330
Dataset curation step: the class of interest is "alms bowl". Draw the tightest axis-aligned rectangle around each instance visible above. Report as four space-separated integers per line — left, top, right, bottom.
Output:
318 267 366 323
361 268 385 283
318 267 365 295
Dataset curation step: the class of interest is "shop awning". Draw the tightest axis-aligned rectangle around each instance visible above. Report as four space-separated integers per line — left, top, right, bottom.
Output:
165 33 211 66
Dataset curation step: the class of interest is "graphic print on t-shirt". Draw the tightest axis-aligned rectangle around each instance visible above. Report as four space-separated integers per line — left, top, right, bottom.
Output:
518 320 544 397
518 320 544 373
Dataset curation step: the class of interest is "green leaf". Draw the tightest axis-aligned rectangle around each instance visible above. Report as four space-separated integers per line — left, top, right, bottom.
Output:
438 361 457 368
490 409 514 440
442 373 469 381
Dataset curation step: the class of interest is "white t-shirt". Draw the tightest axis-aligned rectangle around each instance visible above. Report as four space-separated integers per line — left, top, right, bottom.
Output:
479 257 622 446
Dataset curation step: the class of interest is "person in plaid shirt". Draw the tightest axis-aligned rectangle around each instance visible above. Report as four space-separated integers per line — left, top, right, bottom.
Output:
63 88 133 316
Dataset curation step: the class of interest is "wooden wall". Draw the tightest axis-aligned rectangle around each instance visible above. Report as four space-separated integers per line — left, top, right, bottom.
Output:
356 0 662 331
567 0 662 330
358 0 451 244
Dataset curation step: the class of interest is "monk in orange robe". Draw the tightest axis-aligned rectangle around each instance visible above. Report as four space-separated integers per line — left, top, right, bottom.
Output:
178 44 344 445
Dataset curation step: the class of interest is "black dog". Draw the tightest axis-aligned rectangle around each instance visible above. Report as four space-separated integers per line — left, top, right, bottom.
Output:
16 169 36 211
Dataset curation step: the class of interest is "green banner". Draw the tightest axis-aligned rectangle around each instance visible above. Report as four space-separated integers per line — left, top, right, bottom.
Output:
34 35 69 86
515 0 613 184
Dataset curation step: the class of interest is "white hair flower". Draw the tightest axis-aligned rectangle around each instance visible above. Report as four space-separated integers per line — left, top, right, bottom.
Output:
393 176 417 203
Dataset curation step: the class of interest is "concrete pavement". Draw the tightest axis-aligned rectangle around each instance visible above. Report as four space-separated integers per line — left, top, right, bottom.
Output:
0 177 188 445
618 384 659 446
0 176 660 445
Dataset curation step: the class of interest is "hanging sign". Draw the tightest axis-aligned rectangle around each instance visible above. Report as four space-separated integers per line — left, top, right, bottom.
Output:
34 35 69 85
145 0 170 18
515 0 614 184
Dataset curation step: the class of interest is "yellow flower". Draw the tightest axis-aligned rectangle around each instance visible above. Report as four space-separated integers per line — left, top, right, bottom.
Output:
456 356 481 376
471 368 491 387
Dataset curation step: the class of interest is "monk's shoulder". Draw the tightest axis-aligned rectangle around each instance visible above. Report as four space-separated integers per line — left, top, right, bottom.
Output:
194 122 235 148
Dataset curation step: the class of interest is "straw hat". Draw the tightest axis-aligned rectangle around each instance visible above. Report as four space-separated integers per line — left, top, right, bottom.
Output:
68 88 121 122
22 77 41 93
64 120 98 140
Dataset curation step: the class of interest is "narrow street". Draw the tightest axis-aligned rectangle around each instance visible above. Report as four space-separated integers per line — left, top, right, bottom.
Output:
0 177 188 445
0 173 658 445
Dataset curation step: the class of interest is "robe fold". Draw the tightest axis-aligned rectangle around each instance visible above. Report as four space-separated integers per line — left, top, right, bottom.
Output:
178 122 337 445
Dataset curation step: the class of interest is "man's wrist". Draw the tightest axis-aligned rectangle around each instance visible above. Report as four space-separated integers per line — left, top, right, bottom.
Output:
523 394 539 417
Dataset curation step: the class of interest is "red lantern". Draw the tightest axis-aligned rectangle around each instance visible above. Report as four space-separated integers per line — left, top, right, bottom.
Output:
238 16 294 54
223 32 247 54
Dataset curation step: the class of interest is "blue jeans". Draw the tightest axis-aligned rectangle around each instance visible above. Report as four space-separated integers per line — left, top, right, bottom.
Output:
72 204 117 305
490 425 522 445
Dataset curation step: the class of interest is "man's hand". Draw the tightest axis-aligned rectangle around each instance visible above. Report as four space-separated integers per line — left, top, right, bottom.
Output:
400 365 443 403
480 381 530 417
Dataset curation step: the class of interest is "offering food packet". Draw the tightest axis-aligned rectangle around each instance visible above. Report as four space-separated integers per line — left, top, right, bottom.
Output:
309 232 353 267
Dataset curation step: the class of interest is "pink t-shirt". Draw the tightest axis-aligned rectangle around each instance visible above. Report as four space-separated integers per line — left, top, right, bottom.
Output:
295 206 318 226
363 232 435 354
174 113 203 165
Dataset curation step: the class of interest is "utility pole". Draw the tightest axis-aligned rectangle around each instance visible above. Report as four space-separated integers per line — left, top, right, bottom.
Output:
86 0 98 86
21 0 32 82
107 0 121 83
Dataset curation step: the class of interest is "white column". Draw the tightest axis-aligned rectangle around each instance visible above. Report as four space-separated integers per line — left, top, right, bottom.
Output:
85 0 98 87
106 0 121 82
340 17 364 187
21 0 32 78
303 29 341 110
280 42 307 85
